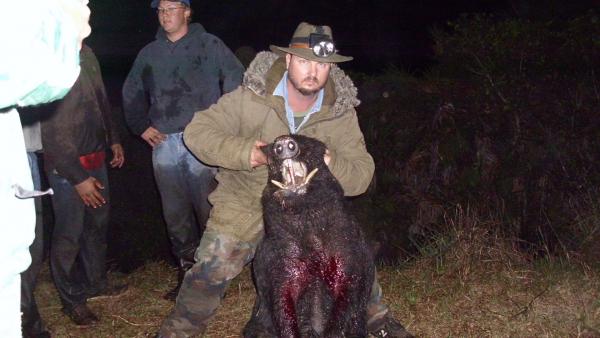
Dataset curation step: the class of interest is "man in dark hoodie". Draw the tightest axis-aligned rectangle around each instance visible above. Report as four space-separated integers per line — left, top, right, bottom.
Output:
42 43 127 326
122 0 244 301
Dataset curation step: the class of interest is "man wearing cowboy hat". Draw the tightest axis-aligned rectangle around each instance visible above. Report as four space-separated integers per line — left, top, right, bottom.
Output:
157 22 414 338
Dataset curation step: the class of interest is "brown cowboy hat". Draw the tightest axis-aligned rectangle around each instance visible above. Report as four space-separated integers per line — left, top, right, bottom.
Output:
270 22 353 63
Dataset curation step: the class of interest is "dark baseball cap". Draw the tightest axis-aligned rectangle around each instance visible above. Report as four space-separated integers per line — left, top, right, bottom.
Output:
151 0 190 8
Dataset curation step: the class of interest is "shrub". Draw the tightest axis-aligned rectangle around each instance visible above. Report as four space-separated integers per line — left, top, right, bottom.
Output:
357 11 600 262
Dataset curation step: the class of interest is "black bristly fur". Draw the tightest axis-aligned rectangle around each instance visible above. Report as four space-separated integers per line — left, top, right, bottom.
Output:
244 135 375 338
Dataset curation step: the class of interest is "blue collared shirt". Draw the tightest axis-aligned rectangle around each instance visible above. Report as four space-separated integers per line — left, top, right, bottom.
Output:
273 71 324 134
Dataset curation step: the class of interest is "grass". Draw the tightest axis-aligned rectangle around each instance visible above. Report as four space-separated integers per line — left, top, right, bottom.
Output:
36 218 600 337
36 262 256 337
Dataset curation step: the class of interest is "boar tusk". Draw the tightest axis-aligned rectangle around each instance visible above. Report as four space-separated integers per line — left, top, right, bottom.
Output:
304 168 319 185
271 180 286 189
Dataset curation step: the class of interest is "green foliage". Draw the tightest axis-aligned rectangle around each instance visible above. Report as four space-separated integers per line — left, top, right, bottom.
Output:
358 11 600 260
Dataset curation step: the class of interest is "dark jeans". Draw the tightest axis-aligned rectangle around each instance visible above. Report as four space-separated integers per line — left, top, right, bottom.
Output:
152 132 216 263
20 152 45 334
48 164 110 309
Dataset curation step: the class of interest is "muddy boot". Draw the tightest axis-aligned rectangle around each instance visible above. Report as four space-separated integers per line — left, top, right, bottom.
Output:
163 257 194 302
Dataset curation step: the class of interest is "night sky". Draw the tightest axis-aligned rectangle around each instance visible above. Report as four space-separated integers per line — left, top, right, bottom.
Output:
87 1 505 74
85 0 595 102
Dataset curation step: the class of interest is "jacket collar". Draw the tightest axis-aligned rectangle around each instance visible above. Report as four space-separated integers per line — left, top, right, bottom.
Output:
243 51 360 118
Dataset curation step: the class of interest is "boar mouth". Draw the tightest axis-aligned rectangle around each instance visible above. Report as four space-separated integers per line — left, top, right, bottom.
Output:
271 159 318 195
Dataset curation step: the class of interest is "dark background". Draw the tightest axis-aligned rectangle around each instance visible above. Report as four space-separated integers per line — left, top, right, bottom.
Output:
78 0 597 271
86 0 598 105
87 0 509 94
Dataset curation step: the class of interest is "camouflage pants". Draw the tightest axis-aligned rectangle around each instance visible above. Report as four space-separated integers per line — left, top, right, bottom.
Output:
159 227 390 337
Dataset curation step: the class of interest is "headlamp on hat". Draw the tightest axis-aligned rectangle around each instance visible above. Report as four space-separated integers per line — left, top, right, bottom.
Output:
309 33 335 58
270 22 353 63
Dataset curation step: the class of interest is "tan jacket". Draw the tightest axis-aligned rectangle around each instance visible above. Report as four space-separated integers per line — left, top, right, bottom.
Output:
183 52 374 242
